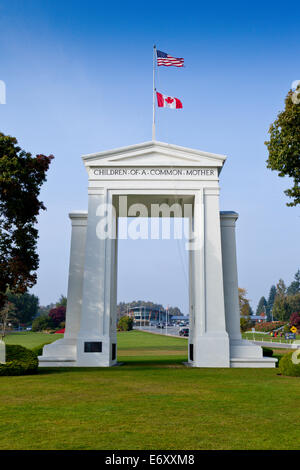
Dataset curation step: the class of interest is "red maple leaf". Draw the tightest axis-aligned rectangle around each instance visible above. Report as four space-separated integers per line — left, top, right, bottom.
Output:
165 97 174 104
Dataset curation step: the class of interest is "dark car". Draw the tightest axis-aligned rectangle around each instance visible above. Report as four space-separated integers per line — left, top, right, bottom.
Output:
179 327 189 337
156 323 164 329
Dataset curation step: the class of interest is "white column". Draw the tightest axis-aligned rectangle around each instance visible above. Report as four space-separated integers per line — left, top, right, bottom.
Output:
220 211 276 367
192 188 230 367
76 189 117 366
188 213 195 364
64 212 88 339
220 212 241 342
39 211 88 365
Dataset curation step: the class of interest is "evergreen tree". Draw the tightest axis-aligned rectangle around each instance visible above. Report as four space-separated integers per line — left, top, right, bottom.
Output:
6 291 39 325
256 296 267 316
287 270 300 296
56 295 67 308
272 280 291 321
288 293 300 315
266 285 276 321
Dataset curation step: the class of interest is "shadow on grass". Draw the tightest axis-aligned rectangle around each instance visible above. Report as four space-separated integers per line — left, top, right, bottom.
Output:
119 356 188 367
36 356 188 375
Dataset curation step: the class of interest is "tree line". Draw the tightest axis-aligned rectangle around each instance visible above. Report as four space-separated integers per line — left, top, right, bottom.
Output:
255 269 300 322
0 293 183 335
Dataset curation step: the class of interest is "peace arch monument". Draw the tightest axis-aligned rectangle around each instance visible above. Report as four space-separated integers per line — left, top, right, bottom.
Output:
39 141 276 368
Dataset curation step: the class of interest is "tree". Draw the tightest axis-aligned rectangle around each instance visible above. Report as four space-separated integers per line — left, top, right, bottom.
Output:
287 293 300 315
256 296 267 316
240 317 252 333
287 270 300 296
32 315 54 332
116 300 170 321
272 279 291 321
0 133 53 310
266 285 276 321
167 306 182 316
56 295 67 308
239 288 252 317
49 306 66 327
0 301 16 338
38 303 55 317
239 288 253 332
265 84 300 206
6 291 39 325
118 315 133 331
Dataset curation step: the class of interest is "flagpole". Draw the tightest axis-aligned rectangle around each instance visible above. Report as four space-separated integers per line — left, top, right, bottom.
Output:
152 44 156 141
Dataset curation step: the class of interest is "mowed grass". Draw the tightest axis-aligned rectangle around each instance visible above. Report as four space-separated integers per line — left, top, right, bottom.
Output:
4 331 64 349
118 330 188 363
1 330 300 450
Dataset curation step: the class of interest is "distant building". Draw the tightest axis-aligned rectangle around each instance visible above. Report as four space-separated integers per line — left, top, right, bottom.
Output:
171 315 189 323
128 306 167 326
250 313 267 323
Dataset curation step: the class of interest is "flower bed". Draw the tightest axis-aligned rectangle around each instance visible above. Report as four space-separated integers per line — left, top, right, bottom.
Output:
255 321 286 332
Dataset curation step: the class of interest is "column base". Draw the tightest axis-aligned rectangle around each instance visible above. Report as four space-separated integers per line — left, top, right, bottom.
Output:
38 337 77 367
229 339 277 368
76 336 117 367
189 333 230 367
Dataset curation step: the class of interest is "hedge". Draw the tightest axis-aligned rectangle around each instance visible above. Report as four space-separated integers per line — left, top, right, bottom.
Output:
0 344 39 376
31 342 52 357
279 350 300 377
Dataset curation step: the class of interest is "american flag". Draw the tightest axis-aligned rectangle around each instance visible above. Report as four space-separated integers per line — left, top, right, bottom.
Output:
156 50 184 67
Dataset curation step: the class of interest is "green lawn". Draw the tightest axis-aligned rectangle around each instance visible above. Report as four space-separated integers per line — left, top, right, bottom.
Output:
4 331 64 349
1 330 300 450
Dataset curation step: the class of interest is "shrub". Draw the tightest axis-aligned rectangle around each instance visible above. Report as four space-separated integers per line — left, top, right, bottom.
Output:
118 315 133 331
31 342 52 356
240 317 252 332
279 351 300 377
0 344 39 376
49 306 66 327
255 321 286 332
32 315 54 332
290 312 300 332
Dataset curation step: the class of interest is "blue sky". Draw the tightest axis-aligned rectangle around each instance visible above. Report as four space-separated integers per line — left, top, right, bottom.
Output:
0 0 299 313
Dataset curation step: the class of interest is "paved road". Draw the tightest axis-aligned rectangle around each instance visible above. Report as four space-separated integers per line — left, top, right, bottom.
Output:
136 327 300 348
250 340 300 349
135 325 185 337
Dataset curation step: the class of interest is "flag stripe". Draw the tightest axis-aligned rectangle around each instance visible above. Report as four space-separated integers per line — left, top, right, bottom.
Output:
156 52 184 67
156 92 164 107
175 97 183 109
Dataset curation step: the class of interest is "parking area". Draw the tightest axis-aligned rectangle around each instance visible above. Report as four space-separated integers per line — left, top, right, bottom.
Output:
135 324 189 337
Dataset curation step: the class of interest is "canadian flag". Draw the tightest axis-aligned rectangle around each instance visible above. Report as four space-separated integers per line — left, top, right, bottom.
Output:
156 92 183 109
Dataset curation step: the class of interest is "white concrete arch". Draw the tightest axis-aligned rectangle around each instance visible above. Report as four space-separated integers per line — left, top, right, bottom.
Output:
39 141 276 368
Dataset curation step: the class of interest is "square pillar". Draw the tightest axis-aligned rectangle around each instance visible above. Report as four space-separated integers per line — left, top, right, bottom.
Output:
39 211 88 366
76 189 117 367
190 189 230 367
220 211 277 368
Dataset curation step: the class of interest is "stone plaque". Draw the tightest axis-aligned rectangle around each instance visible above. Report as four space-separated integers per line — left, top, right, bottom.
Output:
84 342 102 353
